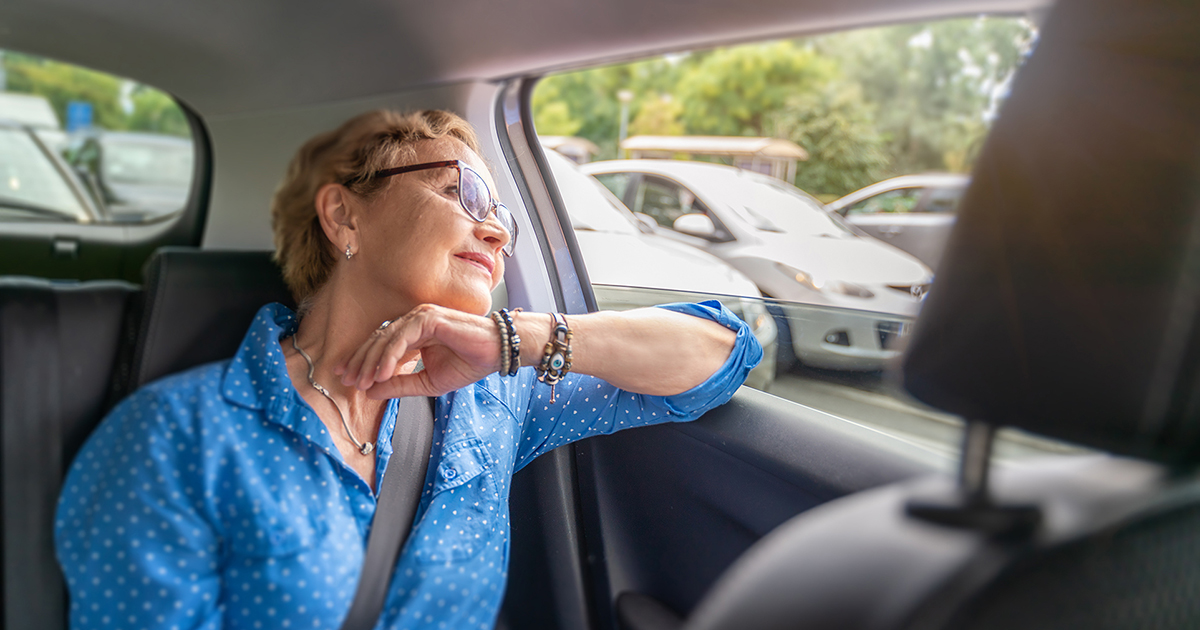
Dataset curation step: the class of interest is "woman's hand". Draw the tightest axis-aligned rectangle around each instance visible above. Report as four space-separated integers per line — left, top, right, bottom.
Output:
335 304 505 399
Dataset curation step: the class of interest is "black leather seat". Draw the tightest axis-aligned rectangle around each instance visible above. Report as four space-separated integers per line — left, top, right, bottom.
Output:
114 247 295 398
0 277 137 630
682 0 1200 627
0 248 292 630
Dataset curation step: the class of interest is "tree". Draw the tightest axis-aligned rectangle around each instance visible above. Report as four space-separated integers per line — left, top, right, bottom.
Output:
127 88 190 137
4 53 127 130
534 58 685 159
675 42 834 137
772 83 888 197
3 50 192 137
628 95 684 137
814 17 1036 175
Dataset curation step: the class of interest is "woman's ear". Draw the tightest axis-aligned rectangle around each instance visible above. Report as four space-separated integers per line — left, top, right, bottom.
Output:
314 183 358 256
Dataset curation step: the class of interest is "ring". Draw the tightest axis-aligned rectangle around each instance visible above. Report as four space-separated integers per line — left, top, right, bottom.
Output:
378 320 392 330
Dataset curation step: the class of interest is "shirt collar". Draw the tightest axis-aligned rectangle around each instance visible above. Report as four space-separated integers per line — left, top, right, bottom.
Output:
221 303 408 487
221 302 298 413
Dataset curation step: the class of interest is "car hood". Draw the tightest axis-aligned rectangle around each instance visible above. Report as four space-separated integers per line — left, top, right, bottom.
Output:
743 233 931 285
574 230 760 297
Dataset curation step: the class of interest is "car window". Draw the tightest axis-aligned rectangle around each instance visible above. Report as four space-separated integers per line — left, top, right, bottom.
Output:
532 16 1076 464
846 187 922 215
633 175 700 228
593 172 632 202
1 49 196 226
707 172 855 236
923 186 963 214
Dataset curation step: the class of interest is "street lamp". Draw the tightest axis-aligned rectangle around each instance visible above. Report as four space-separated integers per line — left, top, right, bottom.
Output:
617 89 633 158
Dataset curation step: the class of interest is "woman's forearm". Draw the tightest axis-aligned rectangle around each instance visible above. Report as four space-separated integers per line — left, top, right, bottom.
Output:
513 308 737 397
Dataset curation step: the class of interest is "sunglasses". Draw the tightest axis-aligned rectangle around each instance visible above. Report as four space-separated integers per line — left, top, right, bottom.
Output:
350 160 518 257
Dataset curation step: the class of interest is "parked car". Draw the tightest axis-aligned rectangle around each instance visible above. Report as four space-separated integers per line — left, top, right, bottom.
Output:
582 159 933 371
0 91 66 150
64 130 194 222
0 119 100 223
542 148 778 389
827 173 968 269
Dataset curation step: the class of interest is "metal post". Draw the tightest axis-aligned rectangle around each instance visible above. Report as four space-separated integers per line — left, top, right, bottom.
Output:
617 90 633 159
959 420 996 505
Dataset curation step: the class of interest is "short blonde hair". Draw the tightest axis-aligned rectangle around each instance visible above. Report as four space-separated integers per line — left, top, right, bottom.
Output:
271 109 481 304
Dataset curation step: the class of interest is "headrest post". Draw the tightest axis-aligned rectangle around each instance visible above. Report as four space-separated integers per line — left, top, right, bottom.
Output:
906 420 1041 538
959 421 995 504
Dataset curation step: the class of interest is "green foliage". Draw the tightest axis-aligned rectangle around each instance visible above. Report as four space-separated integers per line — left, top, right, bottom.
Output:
676 42 834 136
773 83 888 197
127 88 190 137
3 50 191 137
815 17 1034 174
5 54 127 129
628 95 684 137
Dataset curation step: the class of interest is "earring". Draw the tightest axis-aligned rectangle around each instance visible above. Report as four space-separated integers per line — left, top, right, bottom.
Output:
345 244 353 260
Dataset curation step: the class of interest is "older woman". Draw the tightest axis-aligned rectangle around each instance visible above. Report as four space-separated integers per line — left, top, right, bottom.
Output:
55 110 761 630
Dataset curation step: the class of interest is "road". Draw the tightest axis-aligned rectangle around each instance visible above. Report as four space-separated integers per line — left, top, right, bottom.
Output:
762 365 1087 464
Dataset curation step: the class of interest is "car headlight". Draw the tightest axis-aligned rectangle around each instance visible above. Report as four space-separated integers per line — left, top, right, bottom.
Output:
774 262 875 298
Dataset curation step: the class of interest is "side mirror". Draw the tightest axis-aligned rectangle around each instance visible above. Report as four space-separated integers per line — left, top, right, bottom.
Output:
634 213 658 232
673 213 716 239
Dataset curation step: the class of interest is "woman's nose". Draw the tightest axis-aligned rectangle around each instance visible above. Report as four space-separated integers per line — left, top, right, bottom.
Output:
477 207 510 250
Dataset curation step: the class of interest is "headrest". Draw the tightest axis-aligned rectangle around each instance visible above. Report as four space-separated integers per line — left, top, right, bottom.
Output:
903 0 1200 465
124 247 295 393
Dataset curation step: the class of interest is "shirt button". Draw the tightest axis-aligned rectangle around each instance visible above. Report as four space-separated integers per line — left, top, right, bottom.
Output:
443 468 457 480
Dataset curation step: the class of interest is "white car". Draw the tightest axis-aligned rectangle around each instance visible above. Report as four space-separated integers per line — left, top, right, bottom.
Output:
582 159 934 371
543 149 778 389
827 173 968 270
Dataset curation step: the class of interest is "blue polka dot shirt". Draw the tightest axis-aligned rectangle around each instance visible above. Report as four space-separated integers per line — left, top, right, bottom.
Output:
55 300 761 629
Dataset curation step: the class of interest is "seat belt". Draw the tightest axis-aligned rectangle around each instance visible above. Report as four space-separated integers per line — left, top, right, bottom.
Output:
340 396 435 630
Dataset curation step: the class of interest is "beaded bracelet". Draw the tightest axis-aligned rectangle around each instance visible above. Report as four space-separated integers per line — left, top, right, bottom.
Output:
498 308 521 376
535 313 573 403
489 308 522 377
489 311 510 376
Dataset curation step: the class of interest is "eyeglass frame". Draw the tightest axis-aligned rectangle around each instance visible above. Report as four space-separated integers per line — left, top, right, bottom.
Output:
344 159 518 257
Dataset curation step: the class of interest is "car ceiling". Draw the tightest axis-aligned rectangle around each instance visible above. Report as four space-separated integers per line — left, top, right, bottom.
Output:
0 0 1045 118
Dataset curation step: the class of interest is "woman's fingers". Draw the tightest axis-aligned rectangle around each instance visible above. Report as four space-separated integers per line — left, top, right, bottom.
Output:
364 372 432 400
341 304 503 393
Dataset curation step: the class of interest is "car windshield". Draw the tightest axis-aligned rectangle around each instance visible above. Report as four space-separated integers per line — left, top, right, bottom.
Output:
0 127 89 221
709 171 856 236
103 137 194 187
546 152 642 235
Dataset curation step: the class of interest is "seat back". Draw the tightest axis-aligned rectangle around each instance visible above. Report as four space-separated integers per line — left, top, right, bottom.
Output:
684 0 1200 627
114 247 295 398
0 277 137 630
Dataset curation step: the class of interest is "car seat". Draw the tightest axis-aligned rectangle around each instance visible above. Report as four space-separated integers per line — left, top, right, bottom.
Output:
0 277 137 630
680 0 1200 627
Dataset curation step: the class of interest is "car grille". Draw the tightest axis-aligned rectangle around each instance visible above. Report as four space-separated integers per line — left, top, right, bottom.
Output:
876 321 911 350
887 283 931 300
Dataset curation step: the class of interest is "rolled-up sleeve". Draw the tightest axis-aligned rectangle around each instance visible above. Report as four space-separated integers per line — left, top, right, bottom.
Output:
514 300 762 469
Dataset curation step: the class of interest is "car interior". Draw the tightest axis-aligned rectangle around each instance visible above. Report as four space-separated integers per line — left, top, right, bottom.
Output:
0 0 1197 629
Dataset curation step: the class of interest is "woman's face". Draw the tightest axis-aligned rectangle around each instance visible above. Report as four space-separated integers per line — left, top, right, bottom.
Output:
351 137 510 316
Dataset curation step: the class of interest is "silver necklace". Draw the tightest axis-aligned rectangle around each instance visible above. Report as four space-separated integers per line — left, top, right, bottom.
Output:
291 336 374 455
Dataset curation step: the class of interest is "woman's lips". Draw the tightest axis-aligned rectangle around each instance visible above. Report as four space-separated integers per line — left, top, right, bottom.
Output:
455 252 495 276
